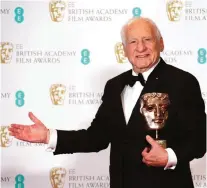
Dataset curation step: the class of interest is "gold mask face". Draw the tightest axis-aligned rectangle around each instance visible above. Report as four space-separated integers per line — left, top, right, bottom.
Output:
49 0 66 22
167 0 183 21
0 126 13 147
50 84 66 105
140 93 170 130
50 167 66 188
115 42 127 63
0 42 13 64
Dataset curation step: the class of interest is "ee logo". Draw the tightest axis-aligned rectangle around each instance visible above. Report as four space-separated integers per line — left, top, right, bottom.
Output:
132 7 142 17
197 48 206 64
14 7 24 23
15 174 25 188
81 49 90 65
15 90 25 107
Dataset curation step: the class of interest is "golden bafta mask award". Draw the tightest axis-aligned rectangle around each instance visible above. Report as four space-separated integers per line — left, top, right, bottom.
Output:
0 42 13 64
50 84 66 105
140 93 170 148
166 0 183 22
50 167 66 188
0 126 13 147
114 42 127 64
49 0 66 22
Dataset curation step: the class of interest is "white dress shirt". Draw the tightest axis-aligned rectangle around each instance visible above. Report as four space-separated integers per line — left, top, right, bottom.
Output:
46 60 177 170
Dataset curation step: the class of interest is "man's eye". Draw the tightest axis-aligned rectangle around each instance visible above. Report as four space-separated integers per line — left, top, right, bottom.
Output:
144 38 153 42
146 106 154 111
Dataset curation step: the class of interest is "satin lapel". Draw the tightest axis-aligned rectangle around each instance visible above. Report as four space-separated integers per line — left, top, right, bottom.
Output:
140 58 167 101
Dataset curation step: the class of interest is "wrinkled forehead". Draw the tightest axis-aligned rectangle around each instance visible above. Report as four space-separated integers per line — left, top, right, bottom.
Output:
126 20 156 38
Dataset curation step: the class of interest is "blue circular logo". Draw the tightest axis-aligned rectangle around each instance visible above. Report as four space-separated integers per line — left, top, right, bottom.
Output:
198 48 206 56
132 7 142 17
81 57 90 65
15 174 24 182
15 90 25 98
15 174 25 188
81 49 90 57
14 7 24 15
198 56 206 64
15 16 24 23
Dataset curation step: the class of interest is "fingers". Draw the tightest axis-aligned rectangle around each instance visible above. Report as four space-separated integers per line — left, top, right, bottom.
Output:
9 124 28 133
9 126 30 141
146 135 156 147
28 112 42 124
9 125 28 136
10 124 25 129
142 147 149 157
142 157 152 167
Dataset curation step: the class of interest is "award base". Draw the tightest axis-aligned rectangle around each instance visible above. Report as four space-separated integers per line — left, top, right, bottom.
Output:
156 140 167 149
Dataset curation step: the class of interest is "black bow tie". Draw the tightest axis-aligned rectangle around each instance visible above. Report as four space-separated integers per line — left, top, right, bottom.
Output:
128 73 146 87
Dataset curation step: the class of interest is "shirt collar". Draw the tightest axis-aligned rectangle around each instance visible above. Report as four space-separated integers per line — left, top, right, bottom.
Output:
132 58 160 81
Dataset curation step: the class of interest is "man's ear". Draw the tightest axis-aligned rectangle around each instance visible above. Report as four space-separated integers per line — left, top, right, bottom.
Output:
159 37 164 52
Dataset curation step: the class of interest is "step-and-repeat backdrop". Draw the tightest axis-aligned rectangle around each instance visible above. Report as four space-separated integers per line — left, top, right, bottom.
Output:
1 0 206 187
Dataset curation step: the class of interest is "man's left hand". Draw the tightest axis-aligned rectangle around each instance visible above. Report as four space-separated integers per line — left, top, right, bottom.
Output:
141 135 168 167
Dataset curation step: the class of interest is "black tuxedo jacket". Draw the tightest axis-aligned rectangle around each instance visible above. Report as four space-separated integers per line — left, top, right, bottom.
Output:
54 59 206 188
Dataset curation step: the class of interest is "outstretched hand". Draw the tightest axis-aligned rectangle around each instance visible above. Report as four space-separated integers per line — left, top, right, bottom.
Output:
9 112 49 144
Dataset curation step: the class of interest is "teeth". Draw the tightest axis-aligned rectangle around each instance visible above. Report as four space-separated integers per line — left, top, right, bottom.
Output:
137 55 148 58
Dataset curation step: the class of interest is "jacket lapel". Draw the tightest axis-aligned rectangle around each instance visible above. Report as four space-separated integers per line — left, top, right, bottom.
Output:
115 58 167 128
127 59 167 127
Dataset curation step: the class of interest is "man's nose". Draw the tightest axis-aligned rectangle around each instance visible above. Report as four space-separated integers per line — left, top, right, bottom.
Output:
135 41 147 52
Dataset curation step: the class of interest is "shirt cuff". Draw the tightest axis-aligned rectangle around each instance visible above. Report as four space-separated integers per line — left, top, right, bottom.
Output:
45 129 57 152
164 148 177 170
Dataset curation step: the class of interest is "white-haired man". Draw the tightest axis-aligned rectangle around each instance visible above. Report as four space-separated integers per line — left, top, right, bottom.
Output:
9 17 206 188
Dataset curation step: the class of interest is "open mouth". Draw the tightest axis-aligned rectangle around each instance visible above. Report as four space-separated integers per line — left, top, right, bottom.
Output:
136 54 149 58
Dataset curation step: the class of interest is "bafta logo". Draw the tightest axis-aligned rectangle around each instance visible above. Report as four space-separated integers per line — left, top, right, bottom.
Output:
0 42 13 64
49 0 66 22
0 126 13 147
50 167 66 188
115 42 127 63
50 84 66 105
167 0 183 21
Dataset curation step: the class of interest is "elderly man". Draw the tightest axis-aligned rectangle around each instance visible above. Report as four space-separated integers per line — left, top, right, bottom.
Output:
9 17 206 188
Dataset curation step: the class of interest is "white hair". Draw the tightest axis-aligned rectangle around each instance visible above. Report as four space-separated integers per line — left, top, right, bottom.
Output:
121 17 162 45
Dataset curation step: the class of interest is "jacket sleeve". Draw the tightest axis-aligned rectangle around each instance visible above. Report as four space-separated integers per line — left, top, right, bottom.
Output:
54 80 112 155
171 74 206 165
